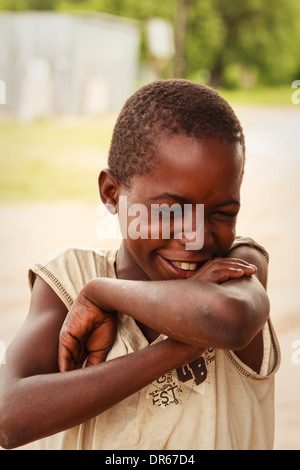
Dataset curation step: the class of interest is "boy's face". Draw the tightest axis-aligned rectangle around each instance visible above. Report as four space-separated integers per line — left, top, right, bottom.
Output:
117 134 244 281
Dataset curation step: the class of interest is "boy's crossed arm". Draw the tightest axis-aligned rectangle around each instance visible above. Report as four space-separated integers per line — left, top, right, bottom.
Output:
0 275 205 449
59 246 269 374
0 246 268 449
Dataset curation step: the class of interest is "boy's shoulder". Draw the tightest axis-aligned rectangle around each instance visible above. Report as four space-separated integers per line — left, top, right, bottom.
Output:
32 245 117 275
29 245 118 308
230 236 269 264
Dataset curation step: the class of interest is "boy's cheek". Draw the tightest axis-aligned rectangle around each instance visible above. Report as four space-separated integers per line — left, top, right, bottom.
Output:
218 227 237 256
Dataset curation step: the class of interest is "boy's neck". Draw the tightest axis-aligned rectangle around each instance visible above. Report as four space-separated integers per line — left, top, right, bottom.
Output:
115 241 150 281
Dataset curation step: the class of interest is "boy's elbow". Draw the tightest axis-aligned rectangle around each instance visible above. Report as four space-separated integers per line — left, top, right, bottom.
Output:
199 289 270 351
0 418 29 450
0 406 15 449
0 394 28 450
221 290 270 351
0 429 15 450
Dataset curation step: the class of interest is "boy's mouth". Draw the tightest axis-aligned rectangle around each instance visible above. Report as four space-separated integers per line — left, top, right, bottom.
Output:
158 255 208 279
171 261 198 271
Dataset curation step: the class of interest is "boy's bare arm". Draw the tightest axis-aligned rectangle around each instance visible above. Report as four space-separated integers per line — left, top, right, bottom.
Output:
59 248 269 372
0 276 204 449
0 247 268 448
74 250 268 347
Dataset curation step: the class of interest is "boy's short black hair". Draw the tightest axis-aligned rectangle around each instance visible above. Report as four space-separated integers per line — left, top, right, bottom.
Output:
108 79 245 186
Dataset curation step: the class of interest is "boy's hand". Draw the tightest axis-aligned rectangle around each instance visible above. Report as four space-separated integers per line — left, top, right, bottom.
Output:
192 257 257 284
58 290 117 372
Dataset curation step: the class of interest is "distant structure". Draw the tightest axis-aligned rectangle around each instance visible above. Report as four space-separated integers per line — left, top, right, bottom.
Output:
0 11 140 120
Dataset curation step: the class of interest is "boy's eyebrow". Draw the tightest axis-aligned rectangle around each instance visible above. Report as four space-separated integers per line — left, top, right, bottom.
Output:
149 193 240 208
149 193 190 204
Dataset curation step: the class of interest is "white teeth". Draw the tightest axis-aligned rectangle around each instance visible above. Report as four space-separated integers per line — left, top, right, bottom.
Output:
173 261 198 271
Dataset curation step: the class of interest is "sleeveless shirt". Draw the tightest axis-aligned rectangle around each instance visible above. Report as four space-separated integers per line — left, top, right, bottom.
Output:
28 236 280 450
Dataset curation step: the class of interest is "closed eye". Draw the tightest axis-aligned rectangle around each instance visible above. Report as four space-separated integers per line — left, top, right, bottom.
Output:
213 210 238 221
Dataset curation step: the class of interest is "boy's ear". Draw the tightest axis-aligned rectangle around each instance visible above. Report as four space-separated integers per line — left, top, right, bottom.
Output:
98 169 121 215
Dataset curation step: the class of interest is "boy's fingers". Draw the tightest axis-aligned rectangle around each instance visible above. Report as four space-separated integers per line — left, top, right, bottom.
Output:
58 331 83 372
208 267 244 284
226 259 257 273
58 347 70 373
200 258 256 274
213 258 257 269
86 350 109 368
195 258 257 283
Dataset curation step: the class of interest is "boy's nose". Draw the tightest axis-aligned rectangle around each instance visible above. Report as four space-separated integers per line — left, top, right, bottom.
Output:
176 204 204 251
174 218 215 255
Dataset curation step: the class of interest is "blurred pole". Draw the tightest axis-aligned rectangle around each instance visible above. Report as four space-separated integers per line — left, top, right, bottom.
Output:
174 0 190 78
146 18 175 79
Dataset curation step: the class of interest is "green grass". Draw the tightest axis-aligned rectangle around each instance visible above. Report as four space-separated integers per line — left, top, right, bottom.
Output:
0 118 114 202
0 85 297 203
217 85 296 106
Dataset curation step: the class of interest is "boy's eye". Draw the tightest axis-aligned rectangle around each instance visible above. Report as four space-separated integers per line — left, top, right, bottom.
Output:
213 211 237 221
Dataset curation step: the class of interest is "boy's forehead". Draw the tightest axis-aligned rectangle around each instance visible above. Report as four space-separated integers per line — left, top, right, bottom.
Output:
126 134 243 202
155 133 244 169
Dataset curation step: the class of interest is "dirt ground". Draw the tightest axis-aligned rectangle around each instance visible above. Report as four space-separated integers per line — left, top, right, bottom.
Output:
0 105 300 450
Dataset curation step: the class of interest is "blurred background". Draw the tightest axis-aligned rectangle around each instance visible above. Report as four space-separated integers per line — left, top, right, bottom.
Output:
0 0 300 450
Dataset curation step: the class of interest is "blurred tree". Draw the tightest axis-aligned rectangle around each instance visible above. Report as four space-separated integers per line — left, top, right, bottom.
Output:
56 0 300 86
207 0 300 86
0 0 57 9
174 0 190 78
185 0 225 82
1 0 299 87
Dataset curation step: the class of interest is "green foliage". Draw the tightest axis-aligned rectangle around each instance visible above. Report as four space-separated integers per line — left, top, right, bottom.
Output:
211 0 300 86
1 0 299 87
57 0 174 20
56 0 300 87
185 0 225 75
0 0 57 9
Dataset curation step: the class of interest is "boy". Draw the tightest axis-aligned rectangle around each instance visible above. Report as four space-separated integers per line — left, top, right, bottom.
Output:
0 80 280 450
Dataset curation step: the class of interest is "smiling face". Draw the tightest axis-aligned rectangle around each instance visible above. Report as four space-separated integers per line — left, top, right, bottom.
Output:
108 133 244 281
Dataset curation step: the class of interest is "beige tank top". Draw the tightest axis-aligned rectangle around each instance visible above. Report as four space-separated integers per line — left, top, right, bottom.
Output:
29 236 280 450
